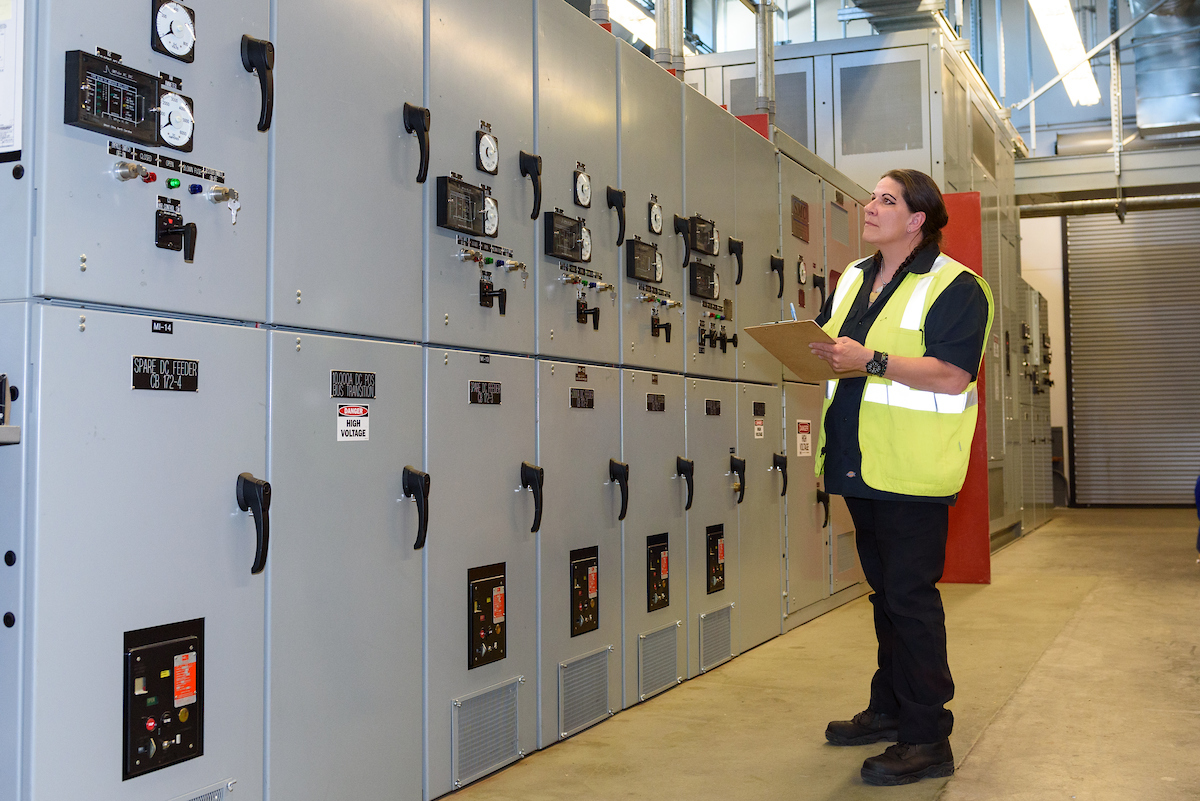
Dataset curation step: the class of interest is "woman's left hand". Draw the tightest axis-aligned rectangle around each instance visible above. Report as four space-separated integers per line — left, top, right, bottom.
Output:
809 336 872 373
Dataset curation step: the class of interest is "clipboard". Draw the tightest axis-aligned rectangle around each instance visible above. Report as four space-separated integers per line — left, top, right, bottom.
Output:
743 319 868 383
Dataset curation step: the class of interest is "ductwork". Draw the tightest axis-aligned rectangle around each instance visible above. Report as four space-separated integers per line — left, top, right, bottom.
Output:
836 0 947 33
1129 0 1200 138
1020 192 1200 218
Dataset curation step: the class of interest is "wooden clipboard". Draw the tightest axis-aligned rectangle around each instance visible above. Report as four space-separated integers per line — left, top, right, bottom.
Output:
743 320 867 382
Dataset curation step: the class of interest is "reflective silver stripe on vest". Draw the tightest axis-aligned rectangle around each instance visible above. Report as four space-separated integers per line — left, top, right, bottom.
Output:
826 380 837 399
828 267 863 318
862 380 977 414
899 254 952 331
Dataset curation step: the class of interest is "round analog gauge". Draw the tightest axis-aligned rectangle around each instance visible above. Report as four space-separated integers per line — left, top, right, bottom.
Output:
476 132 499 175
579 226 592 262
711 271 721 298
158 91 195 151
574 171 592 207
653 250 664 282
154 2 196 62
712 229 721 256
797 260 808 285
648 202 663 235
483 196 499 237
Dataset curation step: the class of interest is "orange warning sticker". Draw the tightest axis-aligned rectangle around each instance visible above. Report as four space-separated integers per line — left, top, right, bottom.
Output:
492 586 505 624
661 552 668 579
718 539 725 564
587 565 598 599
174 652 197 708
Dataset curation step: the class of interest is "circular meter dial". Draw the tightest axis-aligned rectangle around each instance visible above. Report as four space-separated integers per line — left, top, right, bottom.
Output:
574 171 591 207
653 250 664 282
483 196 499 237
476 132 499 175
711 271 721 298
648 202 663 235
158 91 195 151
153 1 196 62
579 226 592 262
712 229 721 256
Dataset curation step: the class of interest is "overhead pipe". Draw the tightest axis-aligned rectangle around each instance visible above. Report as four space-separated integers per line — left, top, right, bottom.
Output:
670 0 686 76
655 0 673 70
755 2 777 121
1019 193 1200 219
590 1 610 25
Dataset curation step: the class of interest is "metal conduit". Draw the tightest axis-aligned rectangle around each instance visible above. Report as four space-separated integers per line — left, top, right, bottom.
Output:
655 0 673 68
590 1 610 24
1019 193 1200 217
755 2 776 119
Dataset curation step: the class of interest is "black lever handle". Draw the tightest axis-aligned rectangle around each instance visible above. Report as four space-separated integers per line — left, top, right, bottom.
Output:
480 281 507 315
773 453 788 497
607 186 626 246
240 35 275 132
401 465 431 549
163 222 198 263
730 455 746 504
0 373 19 446
728 238 744 285
402 102 431 184
676 456 694 511
816 488 831 527
236 472 272 575
771 256 785 298
651 316 671 343
577 299 599 330
519 151 542 220
813 273 827 310
609 459 630 521
673 214 691 269
521 461 544 533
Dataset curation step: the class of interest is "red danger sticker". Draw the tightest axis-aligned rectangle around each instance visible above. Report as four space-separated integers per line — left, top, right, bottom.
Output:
661 551 668 578
587 565 598 599
173 652 197 708
492 586 505 623
718 539 725 564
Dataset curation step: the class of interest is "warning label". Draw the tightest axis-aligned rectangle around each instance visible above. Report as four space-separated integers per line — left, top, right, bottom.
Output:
337 404 370 441
754 418 765 439
717 538 725 564
587 565 598 599
173 652 197 708
661 551 668 578
797 420 812 457
492 586 505 623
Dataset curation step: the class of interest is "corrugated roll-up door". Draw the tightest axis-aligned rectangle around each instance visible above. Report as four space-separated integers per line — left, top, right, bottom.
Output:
1066 209 1200 504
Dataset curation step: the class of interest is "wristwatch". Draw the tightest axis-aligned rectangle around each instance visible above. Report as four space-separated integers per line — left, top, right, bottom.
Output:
866 350 888 377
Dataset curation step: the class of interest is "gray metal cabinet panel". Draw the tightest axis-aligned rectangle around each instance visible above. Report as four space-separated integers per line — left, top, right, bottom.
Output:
266 332 423 800
683 89 739 380
779 156 826 382
783 381 827 620
269 0 424 340
735 384 784 651
684 377 739 677
32 0 269 321
21 304 266 800
829 492 864 594
535 2 620 363
617 42 685 372
535 361 621 747
426 0 536 353
733 124 783 386
825 182 863 277
425 348 536 797
619 369 686 709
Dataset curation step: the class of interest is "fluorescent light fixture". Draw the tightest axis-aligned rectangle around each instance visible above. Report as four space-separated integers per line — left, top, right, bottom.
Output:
1027 0 1101 106
610 0 657 48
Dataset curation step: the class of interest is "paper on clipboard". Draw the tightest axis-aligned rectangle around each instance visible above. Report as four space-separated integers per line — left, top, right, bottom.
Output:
743 319 868 383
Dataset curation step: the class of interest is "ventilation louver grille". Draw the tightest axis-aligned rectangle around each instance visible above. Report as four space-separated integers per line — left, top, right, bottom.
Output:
639 621 681 700
699 604 733 672
452 677 521 788
559 647 611 738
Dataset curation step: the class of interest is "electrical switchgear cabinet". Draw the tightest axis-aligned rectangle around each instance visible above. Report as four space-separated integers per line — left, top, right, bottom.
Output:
783 381 828 624
778 156 827 384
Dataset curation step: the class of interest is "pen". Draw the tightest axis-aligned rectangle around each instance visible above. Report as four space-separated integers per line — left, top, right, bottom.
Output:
790 303 797 321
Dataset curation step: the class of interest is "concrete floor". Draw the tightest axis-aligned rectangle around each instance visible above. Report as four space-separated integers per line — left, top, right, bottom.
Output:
451 508 1200 800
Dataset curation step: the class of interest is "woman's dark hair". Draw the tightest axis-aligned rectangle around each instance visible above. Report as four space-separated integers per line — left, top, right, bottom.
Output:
871 169 950 275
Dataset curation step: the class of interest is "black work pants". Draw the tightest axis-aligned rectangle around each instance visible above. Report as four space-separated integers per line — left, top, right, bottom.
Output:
844 497 954 744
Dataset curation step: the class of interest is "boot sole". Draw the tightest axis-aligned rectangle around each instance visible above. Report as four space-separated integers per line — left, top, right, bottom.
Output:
860 761 954 786
825 729 898 747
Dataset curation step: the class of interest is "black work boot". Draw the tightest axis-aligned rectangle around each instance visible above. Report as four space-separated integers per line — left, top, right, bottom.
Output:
825 709 900 746
860 740 954 786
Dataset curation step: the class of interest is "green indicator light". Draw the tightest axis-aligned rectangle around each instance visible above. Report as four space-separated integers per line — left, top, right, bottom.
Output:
166 178 181 189
484 257 494 265
146 696 158 707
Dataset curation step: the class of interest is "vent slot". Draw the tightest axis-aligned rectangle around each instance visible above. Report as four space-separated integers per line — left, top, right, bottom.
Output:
452 677 521 788
166 780 231 801
837 531 856 573
699 604 733 672
839 60 923 155
558 646 611 739
638 620 681 700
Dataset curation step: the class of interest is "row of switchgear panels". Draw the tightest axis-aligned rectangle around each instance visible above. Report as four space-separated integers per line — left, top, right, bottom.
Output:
0 1 871 800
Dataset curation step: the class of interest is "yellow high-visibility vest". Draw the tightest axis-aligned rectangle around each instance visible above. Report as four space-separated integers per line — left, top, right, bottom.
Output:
816 254 995 496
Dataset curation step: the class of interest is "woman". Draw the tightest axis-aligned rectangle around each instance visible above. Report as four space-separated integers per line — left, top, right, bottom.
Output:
809 170 993 786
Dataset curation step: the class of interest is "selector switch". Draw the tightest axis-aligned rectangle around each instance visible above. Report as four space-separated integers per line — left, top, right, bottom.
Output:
113 161 149 182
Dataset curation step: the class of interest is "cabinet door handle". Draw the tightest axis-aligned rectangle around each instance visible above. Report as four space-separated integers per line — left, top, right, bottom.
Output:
730 455 746 504
816 488 830 528
770 256 785 298
773 452 788 496
521 461 545 533
609 459 630 521
607 186 626 246
519 151 542 220
236 472 272 574
401 466 431 549
673 214 691 269
675 456 694 511
402 102 431 184
728 238 744 285
240 35 275 132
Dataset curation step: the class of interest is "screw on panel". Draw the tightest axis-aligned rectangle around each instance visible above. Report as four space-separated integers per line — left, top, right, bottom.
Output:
549 330 554 340
12 165 24 179
518 750 525 757
79 255 87 272
638 633 645 639
639 693 646 700
78 316 85 332
550 365 555 375
295 337 301 352
700 613 707 620
453 700 462 707
444 354 449 365
630 342 635 351
296 290 301 304
607 645 614 652
561 731 567 738
444 314 449 325
518 676 526 684
454 781 462 788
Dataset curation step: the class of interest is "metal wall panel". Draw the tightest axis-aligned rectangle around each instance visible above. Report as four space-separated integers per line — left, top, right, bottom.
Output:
825 182 863 277
722 58 815 150
535 2 620 363
31 0 270 320
828 488 864 594
619 369 686 709
535 361 621 747
425 349 536 797
617 42 685 372
778 157 826 383
426 0 536 354
269 0 424 340
683 88 739 380
733 123 784 386
683 378 739 677
735 384 784 651
783 381 826 621
1066 210 1200 504
18 304 266 800
266 332 424 801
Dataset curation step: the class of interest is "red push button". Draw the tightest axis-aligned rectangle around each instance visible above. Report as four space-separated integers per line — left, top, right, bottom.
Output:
145 717 156 732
